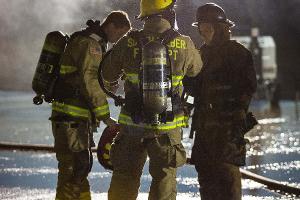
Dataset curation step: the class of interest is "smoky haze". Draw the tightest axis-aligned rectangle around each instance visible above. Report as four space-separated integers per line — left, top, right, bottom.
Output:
0 0 110 90
0 0 299 99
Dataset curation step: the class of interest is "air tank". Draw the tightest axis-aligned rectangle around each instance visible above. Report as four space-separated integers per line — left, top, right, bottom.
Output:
32 31 68 105
142 41 170 124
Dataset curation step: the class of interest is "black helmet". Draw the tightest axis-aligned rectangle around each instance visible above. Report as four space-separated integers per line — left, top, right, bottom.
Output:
192 3 235 27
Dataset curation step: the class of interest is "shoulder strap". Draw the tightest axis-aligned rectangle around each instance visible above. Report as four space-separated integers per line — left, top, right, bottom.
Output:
160 28 180 46
89 33 102 42
159 29 181 92
69 30 86 42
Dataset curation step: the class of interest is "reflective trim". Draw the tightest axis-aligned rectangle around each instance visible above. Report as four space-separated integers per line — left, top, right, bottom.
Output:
60 65 77 74
105 143 111 150
93 104 110 118
172 80 183 87
142 58 167 65
172 75 183 80
118 113 188 130
172 75 183 87
103 153 110 159
125 73 183 87
125 73 139 84
52 102 89 118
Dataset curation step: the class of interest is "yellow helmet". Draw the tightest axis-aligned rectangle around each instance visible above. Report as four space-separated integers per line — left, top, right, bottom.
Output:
138 0 174 18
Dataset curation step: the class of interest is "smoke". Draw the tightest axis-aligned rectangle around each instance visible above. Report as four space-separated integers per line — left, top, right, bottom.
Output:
0 0 299 98
0 0 110 91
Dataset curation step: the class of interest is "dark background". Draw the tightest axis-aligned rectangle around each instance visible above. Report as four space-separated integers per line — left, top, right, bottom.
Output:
0 0 299 99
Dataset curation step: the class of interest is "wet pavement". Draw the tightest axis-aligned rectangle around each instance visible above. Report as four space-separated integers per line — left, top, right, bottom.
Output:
0 91 299 199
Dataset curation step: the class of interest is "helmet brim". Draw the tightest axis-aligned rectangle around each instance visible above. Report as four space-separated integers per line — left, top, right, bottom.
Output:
191 19 235 27
191 22 198 27
226 19 235 27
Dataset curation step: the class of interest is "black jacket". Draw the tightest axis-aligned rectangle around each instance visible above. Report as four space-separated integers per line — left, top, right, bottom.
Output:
189 39 257 166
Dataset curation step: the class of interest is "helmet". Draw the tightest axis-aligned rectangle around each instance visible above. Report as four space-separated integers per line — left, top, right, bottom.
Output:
192 3 235 27
137 0 175 19
97 125 120 170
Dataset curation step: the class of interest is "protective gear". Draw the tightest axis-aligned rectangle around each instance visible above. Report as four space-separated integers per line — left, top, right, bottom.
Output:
101 17 202 131
108 127 186 200
97 125 120 170
138 0 175 18
99 28 182 126
50 24 110 200
51 29 110 122
52 121 92 200
73 149 93 183
101 17 202 200
142 40 170 124
192 3 235 27
189 16 256 199
195 162 242 200
32 31 68 105
190 40 256 166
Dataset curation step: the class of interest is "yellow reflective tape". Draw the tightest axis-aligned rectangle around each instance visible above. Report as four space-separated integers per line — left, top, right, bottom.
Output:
93 104 109 112
105 143 111 151
172 75 183 87
125 73 183 87
125 73 139 84
93 104 110 117
172 80 183 87
52 102 89 118
118 113 187 130
172 75 183 80
142 58 167 65
60 65 77 74
103 153 110 159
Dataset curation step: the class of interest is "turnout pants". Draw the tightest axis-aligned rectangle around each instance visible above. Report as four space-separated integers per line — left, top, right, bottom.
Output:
191 123 242 200
52 120 93 200
195 162 241 200
108 126 186 200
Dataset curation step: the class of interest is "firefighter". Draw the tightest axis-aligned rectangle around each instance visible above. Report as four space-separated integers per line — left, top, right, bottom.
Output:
187 3 257 200
100 0 202 199
50 11 131 200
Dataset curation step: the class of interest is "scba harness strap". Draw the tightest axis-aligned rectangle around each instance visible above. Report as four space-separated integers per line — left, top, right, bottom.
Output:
54 29 107 100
